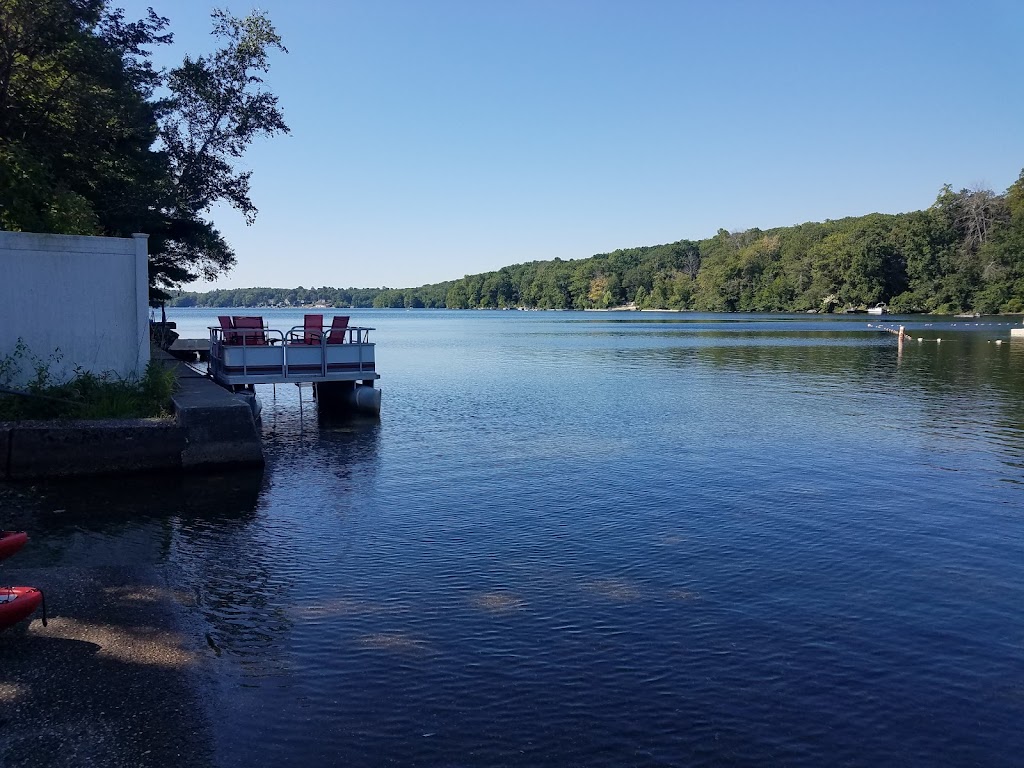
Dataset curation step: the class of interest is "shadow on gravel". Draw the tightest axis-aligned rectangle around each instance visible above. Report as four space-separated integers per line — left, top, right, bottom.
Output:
1 468 266 768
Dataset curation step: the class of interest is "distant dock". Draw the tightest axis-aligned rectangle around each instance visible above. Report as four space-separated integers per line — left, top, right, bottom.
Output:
167 337 210 361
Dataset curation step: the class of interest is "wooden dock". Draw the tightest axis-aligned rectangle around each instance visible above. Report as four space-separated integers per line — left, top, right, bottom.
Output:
167 338 210 361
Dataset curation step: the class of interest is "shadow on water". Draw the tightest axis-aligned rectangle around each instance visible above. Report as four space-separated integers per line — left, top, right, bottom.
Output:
644 331 1024 477
703 335 1024 423
0 400 385 652
171 408 383 681
125 308 1024 767
0 469 265 567
1 468 264 525
0 360 383 765
314 410 383 466
257 383 383 483
683 331 1024 390
0 470 266 767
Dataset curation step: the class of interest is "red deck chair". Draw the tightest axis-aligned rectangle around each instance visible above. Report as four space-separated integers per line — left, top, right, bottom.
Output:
303 314 324 344
218 315 238 345
327 315 350 344
233 316 266 345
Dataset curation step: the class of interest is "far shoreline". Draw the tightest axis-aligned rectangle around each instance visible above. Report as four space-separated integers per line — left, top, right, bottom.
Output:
167 306 1024 318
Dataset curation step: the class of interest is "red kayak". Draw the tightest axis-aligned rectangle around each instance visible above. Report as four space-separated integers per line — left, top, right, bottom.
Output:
0 531 29 561
0 587 46 631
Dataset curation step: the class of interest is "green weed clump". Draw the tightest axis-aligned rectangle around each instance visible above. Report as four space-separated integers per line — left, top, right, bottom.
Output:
0 339 177 421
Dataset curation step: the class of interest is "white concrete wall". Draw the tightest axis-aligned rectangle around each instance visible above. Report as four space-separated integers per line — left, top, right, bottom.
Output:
0 231 150 387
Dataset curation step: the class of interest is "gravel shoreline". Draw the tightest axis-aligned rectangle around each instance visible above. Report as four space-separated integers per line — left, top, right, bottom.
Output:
0 473 262 768
1 561 214 767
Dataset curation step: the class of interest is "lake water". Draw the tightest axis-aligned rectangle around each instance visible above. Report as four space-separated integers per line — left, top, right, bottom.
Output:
10 309 1024 766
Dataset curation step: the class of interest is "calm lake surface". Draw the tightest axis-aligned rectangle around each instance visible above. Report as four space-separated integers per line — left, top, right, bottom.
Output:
10 310 1024 766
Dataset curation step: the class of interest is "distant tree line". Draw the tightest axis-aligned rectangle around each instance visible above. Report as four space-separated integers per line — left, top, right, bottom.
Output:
170 286 393 308
170 172 1024 314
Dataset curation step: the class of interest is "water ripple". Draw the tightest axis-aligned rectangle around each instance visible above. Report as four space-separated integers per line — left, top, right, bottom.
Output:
8 309 1024 767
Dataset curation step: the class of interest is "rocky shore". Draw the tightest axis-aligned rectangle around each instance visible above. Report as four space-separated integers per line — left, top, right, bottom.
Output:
0 468 263 767
1 562 213 767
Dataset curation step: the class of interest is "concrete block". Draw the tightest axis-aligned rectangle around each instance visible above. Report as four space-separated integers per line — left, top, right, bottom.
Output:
7 419 186 479
176 402 263 467
172 368 264 469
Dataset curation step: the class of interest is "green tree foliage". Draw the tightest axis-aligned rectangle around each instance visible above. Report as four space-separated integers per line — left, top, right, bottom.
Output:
151 10 288 295
431 174 1023 314
171 172 1024 314
169 286 389 309
0 1 288 299
0 1 168 234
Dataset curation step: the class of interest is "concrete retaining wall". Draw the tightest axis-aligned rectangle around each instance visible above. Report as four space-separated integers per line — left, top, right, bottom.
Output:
3 419 185 479
1 357 265 479
0 231 150 387
1 408 263 480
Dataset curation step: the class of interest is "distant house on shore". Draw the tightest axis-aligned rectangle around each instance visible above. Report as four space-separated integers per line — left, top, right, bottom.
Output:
0 231 151 387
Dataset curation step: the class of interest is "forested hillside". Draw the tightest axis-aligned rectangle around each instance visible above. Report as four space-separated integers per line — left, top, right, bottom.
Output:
172 173 1024 313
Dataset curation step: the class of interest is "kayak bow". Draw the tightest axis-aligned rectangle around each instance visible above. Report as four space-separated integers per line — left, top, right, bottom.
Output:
0 531 29 561
0 587 46 631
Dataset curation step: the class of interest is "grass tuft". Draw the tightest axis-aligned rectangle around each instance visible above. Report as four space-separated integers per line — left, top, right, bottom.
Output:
0 339 177 421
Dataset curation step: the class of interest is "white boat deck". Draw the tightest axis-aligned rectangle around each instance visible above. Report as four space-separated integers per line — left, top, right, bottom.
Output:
208 324 379 387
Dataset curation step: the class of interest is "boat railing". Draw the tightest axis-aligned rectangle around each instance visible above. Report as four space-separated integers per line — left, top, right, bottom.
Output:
208 325 375 346
281 326 374 345
207 324 377 383
208 325 374 344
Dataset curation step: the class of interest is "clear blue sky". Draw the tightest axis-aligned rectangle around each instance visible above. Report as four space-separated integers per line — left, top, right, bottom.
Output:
114 0 1023 291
